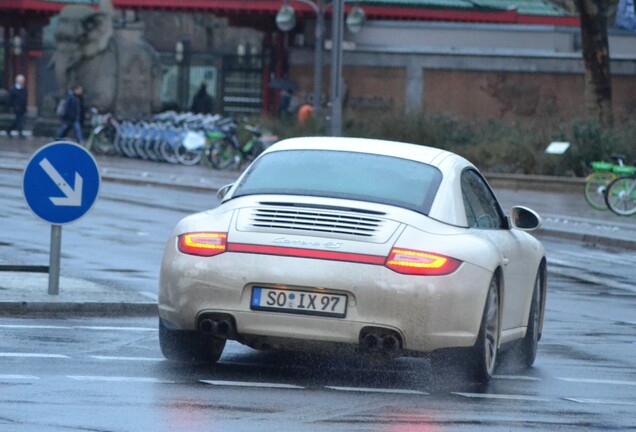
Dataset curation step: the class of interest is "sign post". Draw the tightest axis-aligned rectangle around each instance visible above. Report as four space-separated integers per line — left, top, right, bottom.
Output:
22 141 100 295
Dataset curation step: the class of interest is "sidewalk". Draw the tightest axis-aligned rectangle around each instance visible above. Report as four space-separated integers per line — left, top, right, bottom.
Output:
1 135 635 316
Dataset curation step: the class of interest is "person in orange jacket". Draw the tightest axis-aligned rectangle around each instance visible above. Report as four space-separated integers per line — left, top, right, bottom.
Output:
297 103 314 126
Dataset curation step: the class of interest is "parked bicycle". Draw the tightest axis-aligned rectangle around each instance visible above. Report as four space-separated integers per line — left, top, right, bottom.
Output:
206 121 278 170
85 108 119 156
584 155 634 210
104 111 277 169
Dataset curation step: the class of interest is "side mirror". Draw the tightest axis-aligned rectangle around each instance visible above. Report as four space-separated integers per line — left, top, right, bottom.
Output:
216 183 233 202
509 206 542 231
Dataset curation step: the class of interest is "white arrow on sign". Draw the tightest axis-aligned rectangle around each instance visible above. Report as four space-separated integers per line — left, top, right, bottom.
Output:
39 158 83 207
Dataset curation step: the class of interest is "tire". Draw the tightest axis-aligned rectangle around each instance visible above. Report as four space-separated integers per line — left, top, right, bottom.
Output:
518 266 543 368
206 139 241 170
176 144 203 166
431 275 500 384
121 136 138 158
113 130 127 157
159 318 225 363
92 130 115 156
472 275 500 382
159 140 179 164
144 138 161 161
605 176 636 216
584 171 615 210
133 137 149 159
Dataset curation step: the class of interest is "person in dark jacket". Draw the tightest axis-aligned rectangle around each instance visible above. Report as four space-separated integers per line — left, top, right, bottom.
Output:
56 85 84 144
190 83 214 114
6 74 28 138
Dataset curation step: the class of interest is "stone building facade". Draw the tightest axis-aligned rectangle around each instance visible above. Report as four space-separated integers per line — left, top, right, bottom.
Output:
287 21 636 125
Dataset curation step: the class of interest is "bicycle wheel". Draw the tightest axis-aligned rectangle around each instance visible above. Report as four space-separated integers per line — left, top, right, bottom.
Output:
113 128 127 157
92 130 115 156
176 144 203 166
584 171 616 210
134 137 149 160
158 140 179 164
206 139 240 170
605 176 636 216
121 135 138 158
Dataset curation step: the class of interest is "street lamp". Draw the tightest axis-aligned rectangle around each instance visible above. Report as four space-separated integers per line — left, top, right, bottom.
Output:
175 39 190 110
346 5 365 34
175 41 184 63
276 0 364 135
12 35 23 57
9 34 24 78
276 0 325 119
275 4 296 32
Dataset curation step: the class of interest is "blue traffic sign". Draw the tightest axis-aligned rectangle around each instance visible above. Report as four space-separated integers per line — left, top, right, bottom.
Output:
23 141 100 225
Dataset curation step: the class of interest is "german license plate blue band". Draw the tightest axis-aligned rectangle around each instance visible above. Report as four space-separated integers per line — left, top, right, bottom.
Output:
250 287 347 318
251 287 263 308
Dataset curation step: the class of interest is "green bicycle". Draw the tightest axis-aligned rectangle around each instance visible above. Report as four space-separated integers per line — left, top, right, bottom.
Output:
584 155 634 210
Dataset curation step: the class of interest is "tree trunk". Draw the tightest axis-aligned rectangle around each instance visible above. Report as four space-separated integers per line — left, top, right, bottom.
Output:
574 0 614 128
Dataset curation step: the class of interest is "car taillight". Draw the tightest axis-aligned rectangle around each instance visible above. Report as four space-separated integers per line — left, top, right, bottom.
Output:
178 232 227 257
385 248 461 276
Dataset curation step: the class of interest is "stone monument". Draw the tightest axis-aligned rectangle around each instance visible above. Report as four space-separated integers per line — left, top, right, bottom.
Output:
51 0 161 119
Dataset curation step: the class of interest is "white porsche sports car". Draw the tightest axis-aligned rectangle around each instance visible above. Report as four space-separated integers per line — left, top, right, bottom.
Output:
158 137 547 383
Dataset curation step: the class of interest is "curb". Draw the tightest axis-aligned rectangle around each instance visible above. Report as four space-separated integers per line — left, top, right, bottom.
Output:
487 173 584 195
0 301 157 317
536 228 636 251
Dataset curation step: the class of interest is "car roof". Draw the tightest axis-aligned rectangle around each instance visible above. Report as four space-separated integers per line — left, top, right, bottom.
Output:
265 136 471 168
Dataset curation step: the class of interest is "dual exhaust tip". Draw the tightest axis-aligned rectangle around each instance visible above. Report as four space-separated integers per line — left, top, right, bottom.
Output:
198 315 236 339
360 328 402 354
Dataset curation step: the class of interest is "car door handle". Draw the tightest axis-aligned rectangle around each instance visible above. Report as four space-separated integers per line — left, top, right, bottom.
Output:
501 255 509 265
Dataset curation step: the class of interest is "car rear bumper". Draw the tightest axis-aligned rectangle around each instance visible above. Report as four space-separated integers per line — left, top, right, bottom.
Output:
158 247 492 354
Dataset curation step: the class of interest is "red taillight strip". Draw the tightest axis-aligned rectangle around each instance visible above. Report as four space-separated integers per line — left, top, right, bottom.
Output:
227 243 386 265
385 248 461 275
178 232 227 257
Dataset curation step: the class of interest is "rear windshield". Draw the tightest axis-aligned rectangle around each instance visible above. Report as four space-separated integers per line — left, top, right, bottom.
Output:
232 150 442 215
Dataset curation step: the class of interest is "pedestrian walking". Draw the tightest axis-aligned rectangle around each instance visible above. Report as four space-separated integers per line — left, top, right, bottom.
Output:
190 83 214 114
56 85 84 144
278 89 299 122
6 74 28 138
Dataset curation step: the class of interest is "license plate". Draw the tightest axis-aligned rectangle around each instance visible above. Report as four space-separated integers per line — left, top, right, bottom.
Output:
250 287 347 318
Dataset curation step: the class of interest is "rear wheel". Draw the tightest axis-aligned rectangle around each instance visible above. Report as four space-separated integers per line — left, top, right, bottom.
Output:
88 129 113 156
176 144 203 166
206 139 241 170
159 319 225 363
158 140 179 164
518 267 543 368
432 275 500 384
605 176 636 216
473 275 500 382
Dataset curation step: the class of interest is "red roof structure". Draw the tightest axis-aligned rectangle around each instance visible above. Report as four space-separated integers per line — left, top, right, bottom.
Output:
0 0 580 28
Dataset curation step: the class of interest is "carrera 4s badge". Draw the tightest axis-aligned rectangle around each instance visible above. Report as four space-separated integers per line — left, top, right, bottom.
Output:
272 237 343 249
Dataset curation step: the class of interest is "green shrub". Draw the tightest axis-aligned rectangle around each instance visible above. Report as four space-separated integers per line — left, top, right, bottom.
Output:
263 113 635 177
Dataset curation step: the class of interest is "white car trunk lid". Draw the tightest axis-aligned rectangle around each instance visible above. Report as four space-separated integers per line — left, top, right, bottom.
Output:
232 201 403 257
